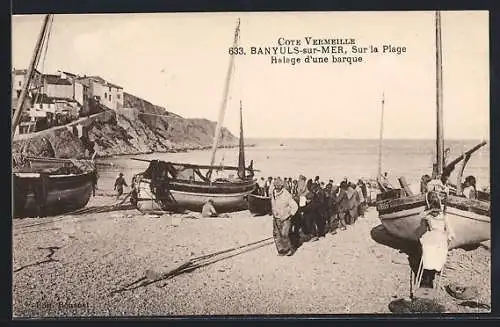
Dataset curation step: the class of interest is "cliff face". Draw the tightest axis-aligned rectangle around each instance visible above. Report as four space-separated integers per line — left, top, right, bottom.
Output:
12 92 239 159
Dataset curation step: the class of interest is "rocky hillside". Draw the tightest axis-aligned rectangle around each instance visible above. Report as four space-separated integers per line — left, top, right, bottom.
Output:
12 92 239 159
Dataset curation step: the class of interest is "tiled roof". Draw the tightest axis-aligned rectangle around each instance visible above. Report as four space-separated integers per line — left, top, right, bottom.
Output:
106 82 123 89
87 75 123 89
61 71 77 77
13 68 42 75
75 78 91 87
87 76 107 84
31 93 55 104
43 74 72 86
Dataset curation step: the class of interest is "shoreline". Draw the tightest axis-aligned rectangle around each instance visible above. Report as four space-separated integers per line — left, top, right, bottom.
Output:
94 144 257 160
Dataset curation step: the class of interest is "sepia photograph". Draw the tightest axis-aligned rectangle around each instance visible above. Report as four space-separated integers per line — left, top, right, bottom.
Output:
11 10 490 317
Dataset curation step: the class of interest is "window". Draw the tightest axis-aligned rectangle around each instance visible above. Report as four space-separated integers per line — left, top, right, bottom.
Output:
109 86 112 92
104 92 107 98
19 81 22 86
117 94 121 100
109 94 112 101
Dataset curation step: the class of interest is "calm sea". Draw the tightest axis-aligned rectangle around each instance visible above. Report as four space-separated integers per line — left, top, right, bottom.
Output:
99 138 490 191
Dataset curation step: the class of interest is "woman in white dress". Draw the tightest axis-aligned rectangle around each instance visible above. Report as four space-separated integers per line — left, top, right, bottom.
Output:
419 189 455 288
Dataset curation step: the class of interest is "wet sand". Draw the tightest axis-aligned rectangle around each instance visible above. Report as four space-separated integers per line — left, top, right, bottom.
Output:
12 188 490 317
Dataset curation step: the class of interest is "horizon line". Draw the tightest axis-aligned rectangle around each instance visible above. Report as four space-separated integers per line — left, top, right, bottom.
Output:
244 137 490 141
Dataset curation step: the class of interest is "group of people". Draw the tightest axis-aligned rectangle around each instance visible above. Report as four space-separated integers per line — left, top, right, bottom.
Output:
260 175 370 256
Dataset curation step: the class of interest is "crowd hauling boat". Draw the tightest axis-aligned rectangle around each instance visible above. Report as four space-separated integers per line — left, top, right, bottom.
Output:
131 19 257 213
12 14 97 218
375 11 490 250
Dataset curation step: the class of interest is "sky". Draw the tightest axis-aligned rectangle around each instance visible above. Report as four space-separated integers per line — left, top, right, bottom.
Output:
11 11 489 140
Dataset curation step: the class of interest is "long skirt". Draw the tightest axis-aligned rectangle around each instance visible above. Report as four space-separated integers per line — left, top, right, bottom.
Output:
420 230 448 271
273 218 292 254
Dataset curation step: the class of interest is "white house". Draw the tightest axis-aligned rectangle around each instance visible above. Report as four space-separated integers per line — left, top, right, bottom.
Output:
42 74 73 99
12 68 43 99
85 76 124 110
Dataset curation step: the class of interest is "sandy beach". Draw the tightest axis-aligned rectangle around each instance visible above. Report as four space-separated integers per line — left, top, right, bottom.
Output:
12 185 490 317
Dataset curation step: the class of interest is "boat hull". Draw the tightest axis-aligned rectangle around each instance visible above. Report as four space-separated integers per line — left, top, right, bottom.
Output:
13 171 94 218
377 193 490 249
247 193 271 216
135 178 256 213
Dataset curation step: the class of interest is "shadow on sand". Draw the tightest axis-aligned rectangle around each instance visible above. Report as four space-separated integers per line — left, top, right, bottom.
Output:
370 224 422 274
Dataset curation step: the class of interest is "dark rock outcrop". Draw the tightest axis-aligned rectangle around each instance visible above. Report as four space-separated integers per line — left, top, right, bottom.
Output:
12 92 239 159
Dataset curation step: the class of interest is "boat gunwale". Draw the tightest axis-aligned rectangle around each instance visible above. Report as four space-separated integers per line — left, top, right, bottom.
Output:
248 193 271 200
136 177 256 195
137 176 256 189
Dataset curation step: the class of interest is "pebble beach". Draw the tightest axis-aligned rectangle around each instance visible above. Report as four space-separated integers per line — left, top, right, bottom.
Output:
12 187 491 317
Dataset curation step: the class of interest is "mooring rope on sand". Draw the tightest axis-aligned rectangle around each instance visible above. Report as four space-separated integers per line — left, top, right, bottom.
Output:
110 237 274 295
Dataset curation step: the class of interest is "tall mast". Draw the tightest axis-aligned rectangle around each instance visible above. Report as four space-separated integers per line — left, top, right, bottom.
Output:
11 14 51 139
207 19 241 180
435 10 445 178
237 100 246 179
377 92 385 178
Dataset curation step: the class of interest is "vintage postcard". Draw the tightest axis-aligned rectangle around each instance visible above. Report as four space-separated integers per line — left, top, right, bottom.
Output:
11 11 490 317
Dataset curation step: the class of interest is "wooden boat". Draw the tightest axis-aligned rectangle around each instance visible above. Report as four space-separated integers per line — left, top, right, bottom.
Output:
131 19 257 213
247 192 271 216
132 162 256 213
375 12 490 250
377 189 490 249
12 15 97 218
13 168 95 218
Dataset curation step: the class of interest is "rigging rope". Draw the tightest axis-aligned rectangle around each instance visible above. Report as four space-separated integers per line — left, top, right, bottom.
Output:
20 15 54 154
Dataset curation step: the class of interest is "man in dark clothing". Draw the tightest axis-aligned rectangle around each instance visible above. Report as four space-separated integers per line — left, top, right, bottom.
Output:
314 184 328 237
114 173 128 199
292 179 298 197
306 179 313 192
324 183 338 234
335 181 349 230
302 190 316 239
347 182 360 224
264 177 273 197
304 183 327 241
358 179 368 199
284 177 292 193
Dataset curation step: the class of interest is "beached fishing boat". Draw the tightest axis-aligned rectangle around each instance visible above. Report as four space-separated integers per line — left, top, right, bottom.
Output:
375 11 490 250
247 192 272 216
131 19 257 213
13 164 96 218
12 15 97 218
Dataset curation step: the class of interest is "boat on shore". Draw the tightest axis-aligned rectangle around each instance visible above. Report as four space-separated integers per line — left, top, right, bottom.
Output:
247 192 272 216
14 164 96 218
375 11 490 250
130 19 257 213
12 15 97 218
131 160 256 213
